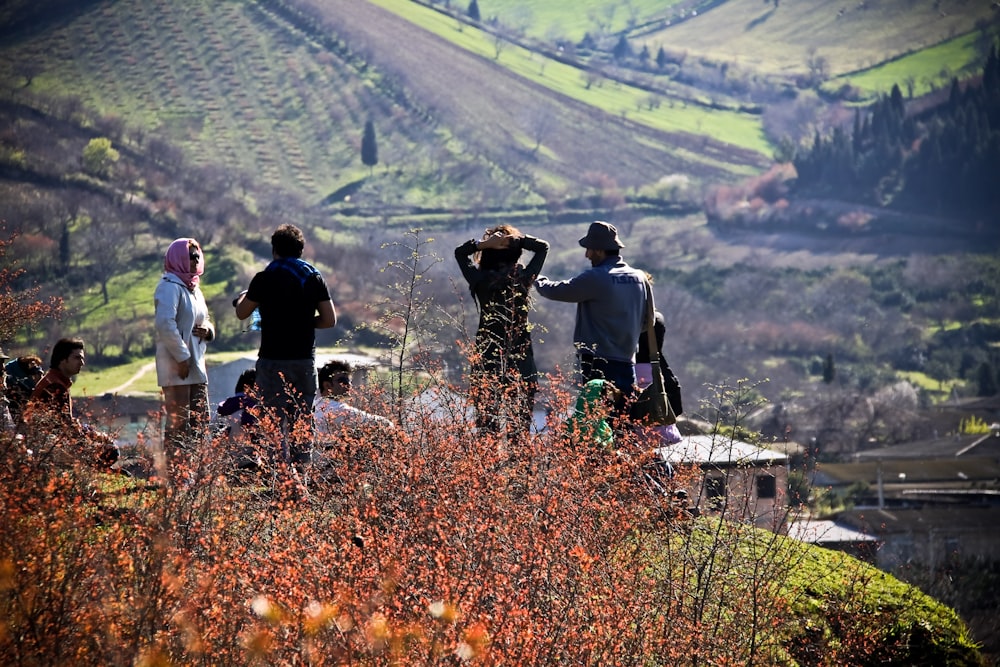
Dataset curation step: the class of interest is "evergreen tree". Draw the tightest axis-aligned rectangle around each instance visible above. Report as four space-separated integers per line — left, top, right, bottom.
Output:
976 362 998 396
822 353 836 384
613 34 632 61
656 46 668 69
361 119 378 175
467 0 480 22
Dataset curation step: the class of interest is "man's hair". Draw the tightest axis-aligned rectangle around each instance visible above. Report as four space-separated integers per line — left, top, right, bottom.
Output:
318 359 352 387
235 368 256 394
49 338 85 369
271 224 305 258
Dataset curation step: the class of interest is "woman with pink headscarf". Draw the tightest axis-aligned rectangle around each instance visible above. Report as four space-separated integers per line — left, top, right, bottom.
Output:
154 238 214 473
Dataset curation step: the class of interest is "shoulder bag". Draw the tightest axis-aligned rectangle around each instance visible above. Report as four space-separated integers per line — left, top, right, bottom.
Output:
633 281 677 426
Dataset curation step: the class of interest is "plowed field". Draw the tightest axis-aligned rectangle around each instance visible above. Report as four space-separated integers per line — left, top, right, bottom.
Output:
298 0 769 188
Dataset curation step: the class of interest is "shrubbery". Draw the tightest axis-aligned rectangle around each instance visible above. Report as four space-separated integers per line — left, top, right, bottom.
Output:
0 228 985 665
0 372 986 665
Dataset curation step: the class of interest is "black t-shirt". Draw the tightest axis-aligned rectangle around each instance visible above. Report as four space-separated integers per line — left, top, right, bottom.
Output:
246 258 332 360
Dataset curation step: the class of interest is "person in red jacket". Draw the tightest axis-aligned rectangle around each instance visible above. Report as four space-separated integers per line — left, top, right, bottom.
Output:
25 337 117 468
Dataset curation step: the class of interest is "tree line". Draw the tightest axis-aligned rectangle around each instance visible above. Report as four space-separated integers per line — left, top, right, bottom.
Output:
792 43 1000 226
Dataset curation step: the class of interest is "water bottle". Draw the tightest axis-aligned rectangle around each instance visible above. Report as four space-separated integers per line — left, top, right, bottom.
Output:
242 308 261 333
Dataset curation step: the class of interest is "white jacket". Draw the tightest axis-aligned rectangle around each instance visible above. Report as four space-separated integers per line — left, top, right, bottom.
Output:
154 273 212 387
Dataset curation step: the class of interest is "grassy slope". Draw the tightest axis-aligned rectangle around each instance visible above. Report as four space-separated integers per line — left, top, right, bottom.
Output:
827 29 991 100
367 0 770 155
0 0 771 208
0 0 465 202
465 0 689 43
643 0 996 77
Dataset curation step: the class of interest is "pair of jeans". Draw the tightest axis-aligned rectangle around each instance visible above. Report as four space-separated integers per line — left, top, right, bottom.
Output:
579 353 636 418
255 357 317 464
579 353 635 395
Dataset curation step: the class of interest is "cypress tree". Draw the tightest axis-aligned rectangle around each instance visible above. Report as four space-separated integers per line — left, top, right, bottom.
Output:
613 34 632 61
467 0 480 21
976 362 998 397
822 354 836 384
361 119 378 175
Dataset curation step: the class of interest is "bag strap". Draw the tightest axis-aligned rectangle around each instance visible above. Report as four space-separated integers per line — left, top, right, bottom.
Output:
644 280 676 424
644 281 661 372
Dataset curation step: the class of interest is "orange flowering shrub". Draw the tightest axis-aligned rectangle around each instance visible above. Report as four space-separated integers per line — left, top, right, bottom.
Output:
0 234 984 664
0 367 986 665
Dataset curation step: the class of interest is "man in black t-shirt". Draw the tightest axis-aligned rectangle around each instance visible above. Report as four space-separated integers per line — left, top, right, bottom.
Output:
235 224 336 481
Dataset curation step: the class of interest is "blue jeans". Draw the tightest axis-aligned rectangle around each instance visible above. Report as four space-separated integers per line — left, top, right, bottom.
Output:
255 357 317 464
580 353 636 416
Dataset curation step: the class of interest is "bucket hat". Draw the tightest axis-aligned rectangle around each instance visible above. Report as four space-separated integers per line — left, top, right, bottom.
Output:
578 221 624 251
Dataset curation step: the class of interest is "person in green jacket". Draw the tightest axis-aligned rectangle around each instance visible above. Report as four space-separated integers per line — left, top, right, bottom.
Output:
566 378 622 450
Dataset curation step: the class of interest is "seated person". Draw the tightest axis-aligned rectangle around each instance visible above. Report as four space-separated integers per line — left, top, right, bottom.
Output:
215 368 259 440
314 360 394 444
24 337 118 468
215 368 262 471
5 353 44 428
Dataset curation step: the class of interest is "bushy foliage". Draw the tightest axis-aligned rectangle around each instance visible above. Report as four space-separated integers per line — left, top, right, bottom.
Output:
0 227 62 343
0 376 986 665
793 45 1000 221
0 227 985 666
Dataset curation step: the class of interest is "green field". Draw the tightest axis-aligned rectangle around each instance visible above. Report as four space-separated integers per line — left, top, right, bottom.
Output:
447 0 688 42
638 0 996 77
370 0 770 156
827 30 988 101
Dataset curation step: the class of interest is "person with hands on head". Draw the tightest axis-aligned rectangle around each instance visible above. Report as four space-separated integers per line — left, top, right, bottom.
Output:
455 224 549 444
154 238 214 473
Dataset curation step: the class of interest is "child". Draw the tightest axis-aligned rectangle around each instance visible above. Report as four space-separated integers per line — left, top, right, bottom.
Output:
566 379 623 450
216 368 259 440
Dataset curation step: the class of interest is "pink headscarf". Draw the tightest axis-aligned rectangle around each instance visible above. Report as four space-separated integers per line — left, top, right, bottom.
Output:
164 238 203 291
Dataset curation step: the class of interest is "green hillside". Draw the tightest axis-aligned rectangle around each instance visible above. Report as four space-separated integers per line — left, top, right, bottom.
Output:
638 0 995 78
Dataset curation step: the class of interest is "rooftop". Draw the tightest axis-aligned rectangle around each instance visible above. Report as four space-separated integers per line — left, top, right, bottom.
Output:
655 434 788 466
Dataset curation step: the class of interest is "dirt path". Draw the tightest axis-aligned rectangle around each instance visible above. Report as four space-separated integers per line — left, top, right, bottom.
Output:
108 361 156 395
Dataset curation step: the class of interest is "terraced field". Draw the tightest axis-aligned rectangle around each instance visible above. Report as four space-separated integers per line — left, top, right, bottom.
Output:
0 0 461 201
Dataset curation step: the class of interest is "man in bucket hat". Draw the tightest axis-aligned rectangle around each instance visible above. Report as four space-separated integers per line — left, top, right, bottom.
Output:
535 221 648 398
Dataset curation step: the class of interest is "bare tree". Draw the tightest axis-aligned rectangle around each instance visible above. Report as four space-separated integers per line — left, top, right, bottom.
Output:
80 203 134 305
524 104 556 157
805 48 830 85
492 31 508 60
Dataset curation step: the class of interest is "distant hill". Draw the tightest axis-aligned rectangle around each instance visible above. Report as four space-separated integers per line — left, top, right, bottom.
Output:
628 0 995 78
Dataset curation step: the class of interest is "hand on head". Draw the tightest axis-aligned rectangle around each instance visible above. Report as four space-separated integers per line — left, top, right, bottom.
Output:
480 231 511 250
